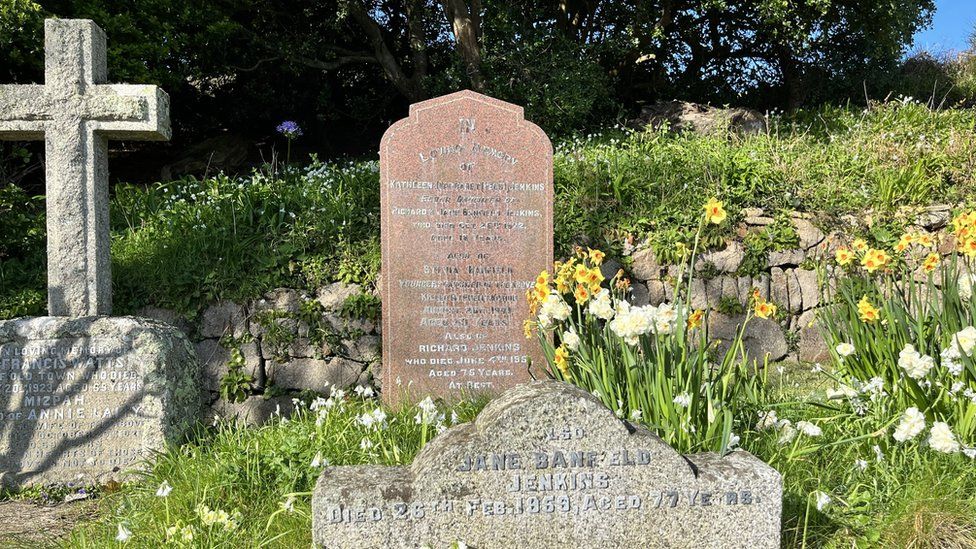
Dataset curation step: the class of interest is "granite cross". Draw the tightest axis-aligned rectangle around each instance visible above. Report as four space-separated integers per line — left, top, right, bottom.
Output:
0 19 170 316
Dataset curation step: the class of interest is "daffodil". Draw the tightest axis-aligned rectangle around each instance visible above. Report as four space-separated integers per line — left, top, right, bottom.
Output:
922 252 940 273
753 294 777 319
857 295 880 323
554 344 571 376
852 238 868 253
703 197 727 225
835 247 854 265
860 248 889 273
587 248 605 265
573 284 591 304
687 309 704 329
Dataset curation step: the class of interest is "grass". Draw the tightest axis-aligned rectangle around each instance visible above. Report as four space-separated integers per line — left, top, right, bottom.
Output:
61 393 485 548
3 100 976 319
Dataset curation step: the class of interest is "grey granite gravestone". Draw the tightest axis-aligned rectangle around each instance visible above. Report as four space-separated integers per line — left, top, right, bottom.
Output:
0 18 170 317
313 381 782 548
0 317 199 487
0 20 199 488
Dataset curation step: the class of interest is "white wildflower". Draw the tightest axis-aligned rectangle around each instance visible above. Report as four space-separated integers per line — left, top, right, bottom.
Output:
835 342 855 357
630 409 643 421
898 344 934 379
538 293 572 328
728 433 740 449
282 496 296 513
796 421 822 437
893 407 926 442
673 392 692 408
942 346 964 376
873 445 884 462
963 447 976 459
755 410 780 431
155 480 172 498
587 289 615 320
855 459 868 471
826 385 858 400
952 326 976 357
778 421 797 444
115 524 132 542
562 329 581 351
928 422 960 453
311 452 327 468
959 274 976 301
360 438 374 450
815 491 831 511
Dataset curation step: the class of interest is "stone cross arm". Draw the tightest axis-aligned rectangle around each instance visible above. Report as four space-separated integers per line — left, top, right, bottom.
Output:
0 19 171 317
0 83 170 141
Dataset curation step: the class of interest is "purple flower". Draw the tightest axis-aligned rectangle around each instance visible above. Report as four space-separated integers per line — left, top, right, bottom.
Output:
276 120 303 139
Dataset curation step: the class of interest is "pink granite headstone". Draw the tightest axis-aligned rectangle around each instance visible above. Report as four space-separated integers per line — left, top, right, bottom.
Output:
380 90 553 404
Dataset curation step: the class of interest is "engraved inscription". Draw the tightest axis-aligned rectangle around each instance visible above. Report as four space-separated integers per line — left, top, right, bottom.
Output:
0 338 150 475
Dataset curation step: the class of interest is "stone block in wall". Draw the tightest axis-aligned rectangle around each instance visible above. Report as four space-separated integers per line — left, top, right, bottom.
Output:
599 258 624 282
646 280 667 305
210 395 296 427
786 269 802 314
195 339 262 392
135 306 193 337
796 269 819 311
703 278 724 308
700 241 745 273
770 268 789 308
316 282 363 312
767 249 804 268
918 204 951 230
797 310 831 363
792 218 825 250
737 276 753 305
263 337 332 360
754 273 770 301
629 247 661 280
744 215 774 226
708 313 788 366
200 300 247 339
720 277 739 302
324 312 376 336
268 357 362 393
343 335 382 364
689 279 708 310
253 288 306 314
627 281 650 306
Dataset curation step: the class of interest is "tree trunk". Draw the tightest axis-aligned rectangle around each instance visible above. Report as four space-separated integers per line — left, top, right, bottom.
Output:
345 1 426 101
440 0 485 92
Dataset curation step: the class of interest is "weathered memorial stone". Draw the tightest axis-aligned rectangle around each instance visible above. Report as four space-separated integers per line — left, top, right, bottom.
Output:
0 317 199 487
380 90 553 404
0 19 170 317
0 20 198 488
313 381 783 548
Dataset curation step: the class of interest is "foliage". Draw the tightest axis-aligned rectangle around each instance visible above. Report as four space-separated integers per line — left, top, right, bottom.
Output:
527 203 766 453
108 159 380 316
0 184 46 318
0 0 941 158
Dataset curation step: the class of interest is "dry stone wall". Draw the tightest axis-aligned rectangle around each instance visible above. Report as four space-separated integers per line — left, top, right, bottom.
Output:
138 282 379 425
